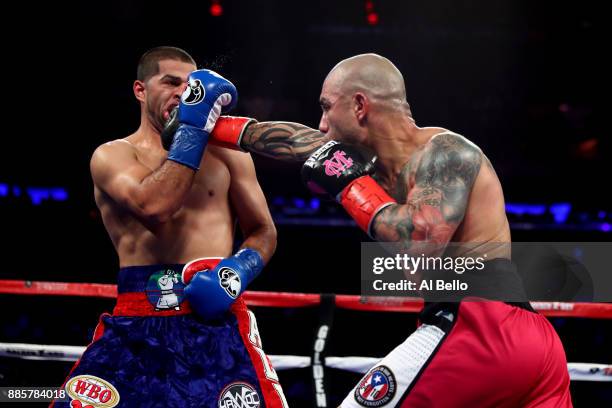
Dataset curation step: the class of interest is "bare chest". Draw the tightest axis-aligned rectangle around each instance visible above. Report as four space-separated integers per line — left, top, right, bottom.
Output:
138 149 231 207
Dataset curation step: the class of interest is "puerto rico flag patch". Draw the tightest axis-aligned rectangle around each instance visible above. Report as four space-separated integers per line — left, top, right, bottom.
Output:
354 365 396 407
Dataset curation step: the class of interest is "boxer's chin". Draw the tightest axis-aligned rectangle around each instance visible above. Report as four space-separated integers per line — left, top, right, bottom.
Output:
331 133 352 144
327 132 340 142
154 115 166 134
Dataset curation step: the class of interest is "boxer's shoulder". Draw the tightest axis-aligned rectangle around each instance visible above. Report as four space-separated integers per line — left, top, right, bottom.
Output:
207 144 256 175
90 138 138 176
427 129 480 151
418 130 483 168
208 143 250 160
94 138 135 156
395 130 483 197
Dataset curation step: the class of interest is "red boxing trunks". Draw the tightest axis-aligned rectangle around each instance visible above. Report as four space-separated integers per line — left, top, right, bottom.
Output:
342 260 572 408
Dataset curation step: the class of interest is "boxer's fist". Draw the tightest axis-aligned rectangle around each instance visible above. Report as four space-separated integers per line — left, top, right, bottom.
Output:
165 70 238 170
178 70 238 129
183 248 264 320
302 140 395 237
301 140 377 200
163 113 256 152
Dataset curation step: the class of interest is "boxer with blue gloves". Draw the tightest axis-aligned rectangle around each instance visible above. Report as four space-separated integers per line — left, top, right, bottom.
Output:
164 70 265 321
166 69 237 170
56 47 287 408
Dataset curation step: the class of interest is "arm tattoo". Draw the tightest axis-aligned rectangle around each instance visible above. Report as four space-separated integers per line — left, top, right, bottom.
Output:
373 133 483 246
241 122 330 161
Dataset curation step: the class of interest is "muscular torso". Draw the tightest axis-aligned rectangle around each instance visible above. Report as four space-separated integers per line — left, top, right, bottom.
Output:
374 128 510 257
94 142 236 267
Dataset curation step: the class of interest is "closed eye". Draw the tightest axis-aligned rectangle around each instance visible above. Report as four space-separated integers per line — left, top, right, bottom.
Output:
161 75 184 87
319 97 332 112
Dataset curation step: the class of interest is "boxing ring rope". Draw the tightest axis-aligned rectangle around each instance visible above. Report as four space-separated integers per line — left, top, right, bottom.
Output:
1 279 611 383
0 342 610 382
2 279 612 318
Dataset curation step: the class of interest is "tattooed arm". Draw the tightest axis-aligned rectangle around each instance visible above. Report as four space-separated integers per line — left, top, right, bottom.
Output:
240 122 330 162
372 133 482 246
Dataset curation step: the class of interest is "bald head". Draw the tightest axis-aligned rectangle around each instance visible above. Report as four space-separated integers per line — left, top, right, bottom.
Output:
326 53 409 112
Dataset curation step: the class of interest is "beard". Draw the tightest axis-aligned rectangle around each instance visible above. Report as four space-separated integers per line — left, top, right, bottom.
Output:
147 107 166 134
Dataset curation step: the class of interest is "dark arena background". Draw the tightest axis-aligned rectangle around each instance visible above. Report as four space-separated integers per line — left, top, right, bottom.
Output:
1 0 610 406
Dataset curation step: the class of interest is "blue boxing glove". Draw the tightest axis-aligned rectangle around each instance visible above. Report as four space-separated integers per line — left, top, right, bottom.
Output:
166 69 238 170
182 248 264 319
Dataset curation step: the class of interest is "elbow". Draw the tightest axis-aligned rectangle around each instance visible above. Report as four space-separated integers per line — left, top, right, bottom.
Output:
138 201 180 224
269 225 278 254
145 210 173 225
128 186 182 225
253 223 278 262
263 223 278 255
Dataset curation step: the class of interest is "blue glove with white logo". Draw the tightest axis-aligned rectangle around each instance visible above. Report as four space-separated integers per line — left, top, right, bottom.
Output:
182 248 264 320
166 69 238 170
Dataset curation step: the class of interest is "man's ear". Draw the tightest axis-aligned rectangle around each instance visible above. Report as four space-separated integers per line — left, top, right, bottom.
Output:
354 92 369 123
133 80 146 102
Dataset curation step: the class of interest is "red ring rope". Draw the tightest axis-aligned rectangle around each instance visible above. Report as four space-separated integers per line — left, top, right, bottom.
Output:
1 279 611 318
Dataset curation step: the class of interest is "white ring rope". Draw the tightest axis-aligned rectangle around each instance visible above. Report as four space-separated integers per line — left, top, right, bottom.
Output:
0 342 609 382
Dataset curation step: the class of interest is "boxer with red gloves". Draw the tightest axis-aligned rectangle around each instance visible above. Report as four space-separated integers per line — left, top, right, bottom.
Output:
180 53 572 407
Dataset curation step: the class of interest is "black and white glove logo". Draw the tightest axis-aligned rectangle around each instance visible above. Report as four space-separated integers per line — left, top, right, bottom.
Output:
219 267 241 298
182 78 205 105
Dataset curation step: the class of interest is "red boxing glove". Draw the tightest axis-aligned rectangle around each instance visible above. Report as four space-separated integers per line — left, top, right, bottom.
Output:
209 116 256 151
301 141 396 238
340 176 396 237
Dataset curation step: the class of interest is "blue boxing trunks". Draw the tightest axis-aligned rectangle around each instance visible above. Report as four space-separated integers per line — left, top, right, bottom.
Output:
52 258 287 408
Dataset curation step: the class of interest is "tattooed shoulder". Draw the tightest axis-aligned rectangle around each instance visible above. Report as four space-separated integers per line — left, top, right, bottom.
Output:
396 132 483 218
372 132 483 243
417 132 482 185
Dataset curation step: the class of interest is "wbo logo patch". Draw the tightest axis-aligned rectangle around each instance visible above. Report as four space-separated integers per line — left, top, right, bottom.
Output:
65 374 120 407
218 382 260 408
218 267 241 299
145 269 186 311
354 365 396 407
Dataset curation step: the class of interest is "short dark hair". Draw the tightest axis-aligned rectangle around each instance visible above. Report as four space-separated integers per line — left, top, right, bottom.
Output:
136 46 196 81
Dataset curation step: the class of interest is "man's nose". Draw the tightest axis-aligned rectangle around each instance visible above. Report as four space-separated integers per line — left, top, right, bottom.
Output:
175 82 188 98
318 115 328 133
